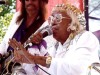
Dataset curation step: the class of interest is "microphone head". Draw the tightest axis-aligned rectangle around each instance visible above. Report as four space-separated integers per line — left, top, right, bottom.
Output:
40 26 52 38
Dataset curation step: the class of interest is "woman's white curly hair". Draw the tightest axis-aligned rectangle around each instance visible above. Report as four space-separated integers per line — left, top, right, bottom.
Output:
52 4 86 35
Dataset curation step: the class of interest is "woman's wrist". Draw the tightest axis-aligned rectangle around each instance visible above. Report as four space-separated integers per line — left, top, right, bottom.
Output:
27 54 35 64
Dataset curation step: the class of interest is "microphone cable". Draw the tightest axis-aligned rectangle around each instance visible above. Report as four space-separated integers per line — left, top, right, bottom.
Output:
17 50 51 75
36 64 51 75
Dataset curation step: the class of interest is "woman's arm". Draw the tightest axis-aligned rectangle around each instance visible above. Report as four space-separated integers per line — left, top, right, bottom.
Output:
8 38 49 67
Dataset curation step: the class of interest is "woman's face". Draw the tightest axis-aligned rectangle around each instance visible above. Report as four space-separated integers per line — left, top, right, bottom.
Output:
48 11 71 43
25 0 39 15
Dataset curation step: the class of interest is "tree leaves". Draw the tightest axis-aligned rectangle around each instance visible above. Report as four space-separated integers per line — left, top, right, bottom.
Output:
0 0 15 42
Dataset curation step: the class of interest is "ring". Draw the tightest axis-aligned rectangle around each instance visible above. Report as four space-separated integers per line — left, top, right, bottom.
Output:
16 47 19 50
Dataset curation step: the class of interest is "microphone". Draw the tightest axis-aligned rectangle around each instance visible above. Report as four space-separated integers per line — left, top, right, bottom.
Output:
24 26 52 48
40 26 52 38
0 0 9 5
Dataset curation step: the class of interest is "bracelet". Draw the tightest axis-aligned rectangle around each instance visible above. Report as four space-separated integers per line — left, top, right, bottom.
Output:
46 56 52 68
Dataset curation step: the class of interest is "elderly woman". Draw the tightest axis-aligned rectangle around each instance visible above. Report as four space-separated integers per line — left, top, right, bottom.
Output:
9 4 100 75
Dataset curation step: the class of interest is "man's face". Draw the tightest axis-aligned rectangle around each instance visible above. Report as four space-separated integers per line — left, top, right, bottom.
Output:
25 0 39 15
48 11 71 42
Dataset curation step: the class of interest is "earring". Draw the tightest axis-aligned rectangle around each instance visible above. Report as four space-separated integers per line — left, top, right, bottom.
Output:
67 23 76 31
71 26 76 31
70 23 77 31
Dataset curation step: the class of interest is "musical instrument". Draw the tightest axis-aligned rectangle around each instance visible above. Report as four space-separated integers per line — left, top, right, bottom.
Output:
0 50 21 75
0 25 52 75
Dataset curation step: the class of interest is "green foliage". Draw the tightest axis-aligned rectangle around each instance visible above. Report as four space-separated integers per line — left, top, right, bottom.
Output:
0 0 16 42
0 0 16 16
0 13 13 42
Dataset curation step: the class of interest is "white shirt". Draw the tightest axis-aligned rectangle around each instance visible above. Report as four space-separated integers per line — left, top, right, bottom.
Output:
48 31 100 75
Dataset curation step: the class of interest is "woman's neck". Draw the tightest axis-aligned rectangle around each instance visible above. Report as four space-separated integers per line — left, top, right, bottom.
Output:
26 14 38 28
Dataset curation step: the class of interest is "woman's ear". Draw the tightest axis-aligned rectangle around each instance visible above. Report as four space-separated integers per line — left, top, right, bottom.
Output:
67 22 77 31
